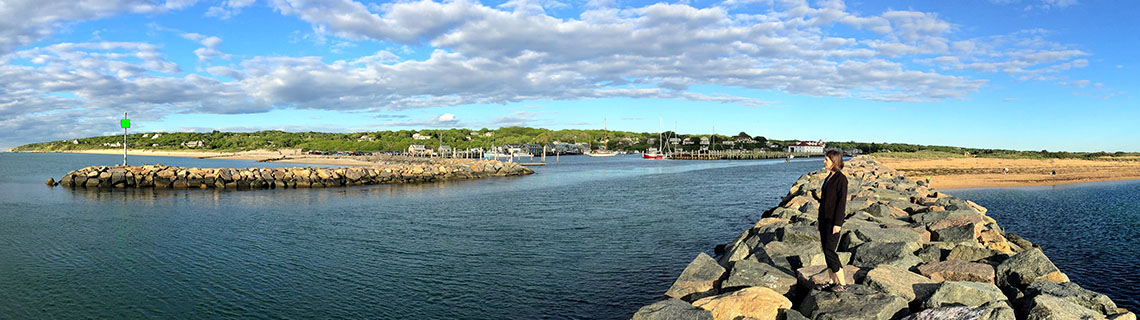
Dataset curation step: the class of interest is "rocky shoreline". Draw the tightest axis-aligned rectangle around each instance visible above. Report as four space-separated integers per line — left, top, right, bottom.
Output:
632 155 1134 320
47 159 534 190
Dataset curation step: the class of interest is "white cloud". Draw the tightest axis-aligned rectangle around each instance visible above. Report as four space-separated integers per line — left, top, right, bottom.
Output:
206 0 258 19
0 0 197 55
437 113 457 122
0 0 1105 148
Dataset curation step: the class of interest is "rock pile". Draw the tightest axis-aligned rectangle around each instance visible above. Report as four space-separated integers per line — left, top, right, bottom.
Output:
632 155 1133 320
50 159 534 190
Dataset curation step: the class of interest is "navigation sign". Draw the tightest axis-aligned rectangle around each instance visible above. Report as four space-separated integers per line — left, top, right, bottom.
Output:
121 119 131 128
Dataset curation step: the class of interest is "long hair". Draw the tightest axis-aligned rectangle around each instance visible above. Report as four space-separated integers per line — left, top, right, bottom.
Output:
825 150 844 172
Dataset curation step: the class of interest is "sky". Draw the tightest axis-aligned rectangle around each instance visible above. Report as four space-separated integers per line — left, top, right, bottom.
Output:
0 0 1136 152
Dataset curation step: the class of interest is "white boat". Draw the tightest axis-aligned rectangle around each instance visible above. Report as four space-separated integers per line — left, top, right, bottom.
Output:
586 118 618 157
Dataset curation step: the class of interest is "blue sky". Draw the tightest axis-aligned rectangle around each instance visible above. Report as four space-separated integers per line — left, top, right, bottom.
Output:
0 0 1135 152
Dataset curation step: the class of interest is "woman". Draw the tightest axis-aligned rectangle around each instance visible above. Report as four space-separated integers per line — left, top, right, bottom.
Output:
817 150 848 292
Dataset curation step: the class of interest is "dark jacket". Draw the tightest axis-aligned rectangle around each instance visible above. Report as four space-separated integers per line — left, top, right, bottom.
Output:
819 171 848 227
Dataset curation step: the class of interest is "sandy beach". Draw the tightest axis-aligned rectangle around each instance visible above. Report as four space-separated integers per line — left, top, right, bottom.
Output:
876 156 1140 189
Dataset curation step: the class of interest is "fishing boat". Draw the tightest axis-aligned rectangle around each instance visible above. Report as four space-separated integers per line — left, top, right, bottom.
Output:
586 118 618 157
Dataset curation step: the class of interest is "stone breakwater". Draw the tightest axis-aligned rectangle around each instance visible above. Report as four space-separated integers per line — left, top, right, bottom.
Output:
48 159 534 190
632 155 1134 320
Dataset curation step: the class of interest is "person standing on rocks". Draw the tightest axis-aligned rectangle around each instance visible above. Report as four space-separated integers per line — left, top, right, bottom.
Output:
817 150 849 292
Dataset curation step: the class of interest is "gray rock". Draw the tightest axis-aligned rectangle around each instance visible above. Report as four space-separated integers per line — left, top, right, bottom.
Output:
947 245 1002 262
902 301 1016 320
916 245 944 263
996 248 1069 289
798 284 909 320
1024 294 1106 320
722 259 798 297
1006 233 1037 250
854 227 923 245
1023 281 1117 316
631 299 714 320
779 309 811 320
923 281 1007 309
932 223 979 244
850 242 922 270
863 264 939 302
665 253 726 301
763 241 825 271
779 225 822 244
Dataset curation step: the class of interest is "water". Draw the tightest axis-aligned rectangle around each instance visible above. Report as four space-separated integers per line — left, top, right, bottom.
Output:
950 181 1140 312
0 152 820 319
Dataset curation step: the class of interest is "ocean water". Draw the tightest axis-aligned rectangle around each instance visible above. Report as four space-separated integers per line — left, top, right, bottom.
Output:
0 152 818 319
950 181 1140 312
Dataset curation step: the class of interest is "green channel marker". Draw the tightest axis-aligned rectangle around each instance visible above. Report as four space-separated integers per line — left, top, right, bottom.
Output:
121 119 130 128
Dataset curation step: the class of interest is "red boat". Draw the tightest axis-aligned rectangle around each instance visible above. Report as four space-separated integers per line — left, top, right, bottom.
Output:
642 148 664 159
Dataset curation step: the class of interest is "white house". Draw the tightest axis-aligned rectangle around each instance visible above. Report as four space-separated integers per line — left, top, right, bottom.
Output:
412 133 432 140
408 144 429 155
786 140 826 154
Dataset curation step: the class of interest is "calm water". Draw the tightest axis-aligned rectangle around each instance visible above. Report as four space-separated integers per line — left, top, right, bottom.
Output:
951 181 1140 312
0 152 817 319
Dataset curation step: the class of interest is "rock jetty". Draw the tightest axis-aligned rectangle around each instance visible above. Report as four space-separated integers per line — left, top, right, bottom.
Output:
50 159 533 190
632 155 1133 320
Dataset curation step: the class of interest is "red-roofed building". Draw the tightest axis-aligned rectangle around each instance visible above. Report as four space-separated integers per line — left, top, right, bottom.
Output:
786 140 826 154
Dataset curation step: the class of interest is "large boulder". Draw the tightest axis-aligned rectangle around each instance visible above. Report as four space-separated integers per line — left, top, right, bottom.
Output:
922 281 1007 309
762 241 825 272
798 284 909 320
863 264 939 302
902 301 1016 320
947 245 1003 262
723 259 798 297
995 248 1069 289
691 286 793 320
863 203 909 219
850 242 922 270
778 225 822 244
932 223 981 244
916 260 996 283
1022 281 1118 316
853 227 924 246
666 253 726 301
1024 294 1106 320
631 299 714 320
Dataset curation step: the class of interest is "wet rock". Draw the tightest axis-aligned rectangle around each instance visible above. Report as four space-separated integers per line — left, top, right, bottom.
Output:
916 260 996 283
996 248 1069 289
666 253 726 301
922 281 1007 309
722 259 798 297
863 264 939 302
45 177 57 186
798 284 909 320
691 286 792 320
631 299 714 320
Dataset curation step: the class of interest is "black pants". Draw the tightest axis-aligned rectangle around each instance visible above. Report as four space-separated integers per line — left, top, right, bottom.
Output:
819 225 843 272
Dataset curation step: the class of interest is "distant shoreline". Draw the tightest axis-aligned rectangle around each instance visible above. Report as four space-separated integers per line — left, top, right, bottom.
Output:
876 155 1140 189
18 149 391 167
